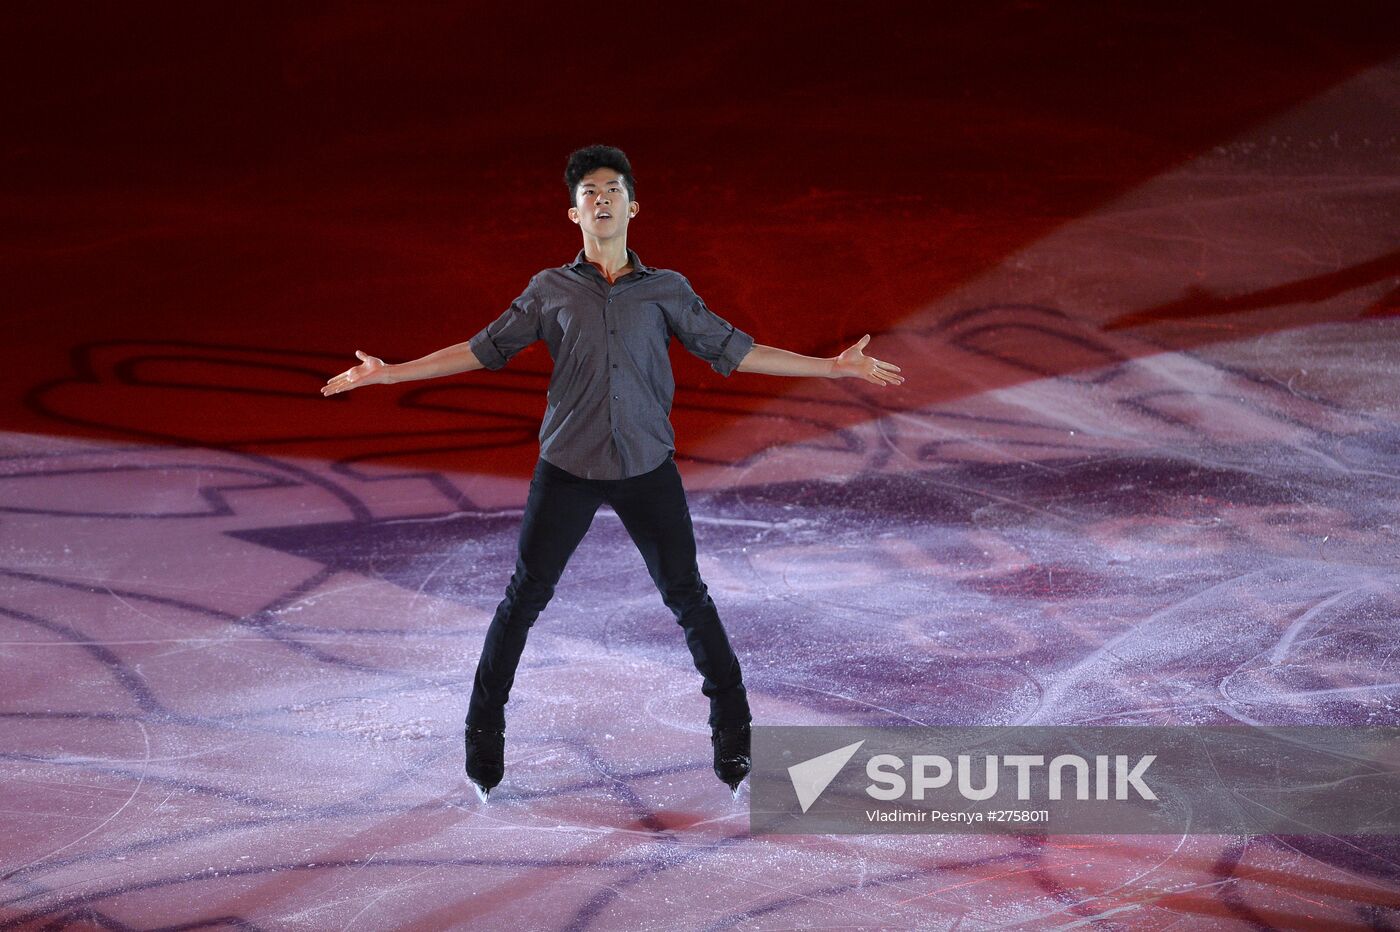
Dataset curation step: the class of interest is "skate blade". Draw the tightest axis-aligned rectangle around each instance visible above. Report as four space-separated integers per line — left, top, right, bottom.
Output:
469 779 491 803
727 779 747 801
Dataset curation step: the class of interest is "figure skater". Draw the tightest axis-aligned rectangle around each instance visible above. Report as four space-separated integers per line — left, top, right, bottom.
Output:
322 144 903 800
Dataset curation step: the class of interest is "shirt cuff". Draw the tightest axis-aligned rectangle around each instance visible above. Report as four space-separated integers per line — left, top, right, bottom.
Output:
712 327 756 377
468 329 507 370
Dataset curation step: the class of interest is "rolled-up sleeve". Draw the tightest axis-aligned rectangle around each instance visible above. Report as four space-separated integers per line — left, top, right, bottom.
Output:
664 278 755 377
469 276 542 370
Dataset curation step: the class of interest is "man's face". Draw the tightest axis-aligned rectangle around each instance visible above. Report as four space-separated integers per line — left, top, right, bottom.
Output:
569 167 637 241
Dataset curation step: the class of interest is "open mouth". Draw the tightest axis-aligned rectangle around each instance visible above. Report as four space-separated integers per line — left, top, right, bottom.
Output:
595 213 612 221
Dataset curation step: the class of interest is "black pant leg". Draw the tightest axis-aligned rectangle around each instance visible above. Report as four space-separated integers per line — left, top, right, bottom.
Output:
607 456 752 729
467 459 603 730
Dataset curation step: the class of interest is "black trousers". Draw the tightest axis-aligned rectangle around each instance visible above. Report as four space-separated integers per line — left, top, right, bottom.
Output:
466 453 752 731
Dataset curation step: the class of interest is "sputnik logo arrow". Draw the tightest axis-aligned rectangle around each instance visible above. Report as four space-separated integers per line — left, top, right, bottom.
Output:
788 740 865 812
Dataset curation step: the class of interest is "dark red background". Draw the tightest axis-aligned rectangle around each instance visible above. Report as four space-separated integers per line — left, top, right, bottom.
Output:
4 2 1395 473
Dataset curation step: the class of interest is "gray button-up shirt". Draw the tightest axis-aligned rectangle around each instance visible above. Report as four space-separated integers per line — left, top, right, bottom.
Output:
468 248 755 480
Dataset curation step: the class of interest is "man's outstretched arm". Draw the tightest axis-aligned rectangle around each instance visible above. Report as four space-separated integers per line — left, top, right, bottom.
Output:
321 342 485 396
324 275 543 397
736 334 904 387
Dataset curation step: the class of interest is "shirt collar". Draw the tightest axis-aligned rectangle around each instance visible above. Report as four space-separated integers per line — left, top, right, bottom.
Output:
568 247 652 277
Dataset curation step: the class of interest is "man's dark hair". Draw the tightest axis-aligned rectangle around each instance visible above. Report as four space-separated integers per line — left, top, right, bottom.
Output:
564 144 636 206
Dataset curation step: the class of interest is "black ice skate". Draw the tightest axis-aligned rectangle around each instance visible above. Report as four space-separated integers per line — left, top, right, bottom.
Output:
464 725 505 802
711 723 752 799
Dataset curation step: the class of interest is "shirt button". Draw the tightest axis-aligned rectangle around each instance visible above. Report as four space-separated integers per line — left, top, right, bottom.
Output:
613 395 619 400
610 329 616 334
611 363 618 369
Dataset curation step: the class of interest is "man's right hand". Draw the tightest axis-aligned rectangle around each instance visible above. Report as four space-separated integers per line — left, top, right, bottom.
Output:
322 350 389 396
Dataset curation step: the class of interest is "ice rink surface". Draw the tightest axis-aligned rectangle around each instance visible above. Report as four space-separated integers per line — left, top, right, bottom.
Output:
3 5 1399 929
